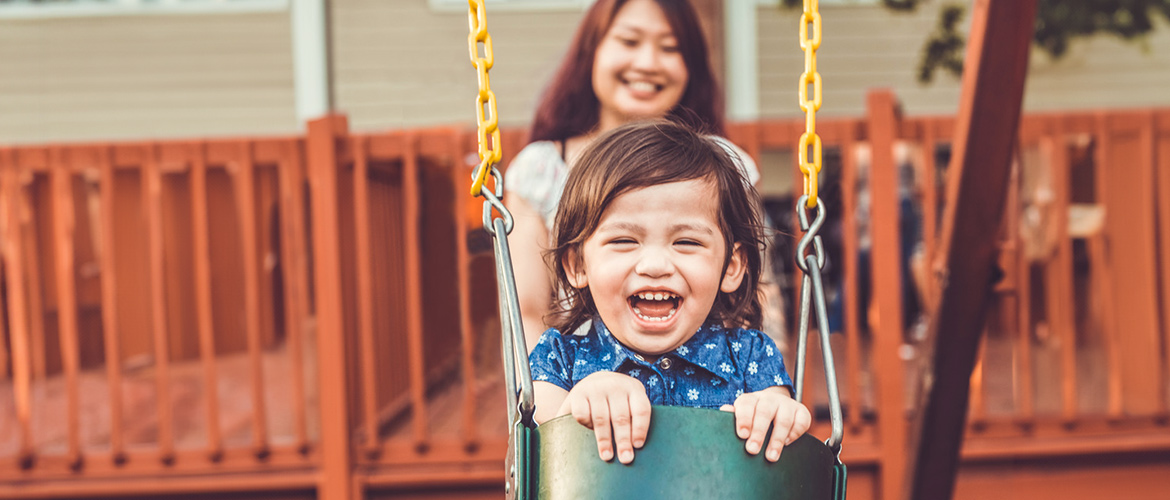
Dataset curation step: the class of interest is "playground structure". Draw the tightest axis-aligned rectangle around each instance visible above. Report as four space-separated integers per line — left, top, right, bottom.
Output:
1 90 1168 499
2 0 1170 498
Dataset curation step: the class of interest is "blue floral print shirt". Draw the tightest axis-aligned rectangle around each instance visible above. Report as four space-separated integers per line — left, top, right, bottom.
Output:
529 319 793 409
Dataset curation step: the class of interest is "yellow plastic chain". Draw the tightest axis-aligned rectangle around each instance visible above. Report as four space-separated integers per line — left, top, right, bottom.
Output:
468 0 502 197
798 0 823 208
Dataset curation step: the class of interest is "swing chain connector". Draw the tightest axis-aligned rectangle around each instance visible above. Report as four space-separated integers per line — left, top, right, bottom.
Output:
478 166 514 236
794 194 827 274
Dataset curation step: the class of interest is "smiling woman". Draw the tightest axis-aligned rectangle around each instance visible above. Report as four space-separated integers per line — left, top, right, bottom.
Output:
505 0 760 353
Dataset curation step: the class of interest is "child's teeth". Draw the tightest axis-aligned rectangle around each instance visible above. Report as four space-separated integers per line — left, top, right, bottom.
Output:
636 291 677 300
633 307 678 322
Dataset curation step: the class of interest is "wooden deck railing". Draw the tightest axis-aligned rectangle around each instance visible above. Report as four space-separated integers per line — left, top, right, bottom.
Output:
1 92 1168 499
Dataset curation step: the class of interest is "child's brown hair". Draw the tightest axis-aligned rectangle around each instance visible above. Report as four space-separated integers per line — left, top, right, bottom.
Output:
549 121 766 335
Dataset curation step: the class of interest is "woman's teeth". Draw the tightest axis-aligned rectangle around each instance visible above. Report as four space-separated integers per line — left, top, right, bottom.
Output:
627 81 657 93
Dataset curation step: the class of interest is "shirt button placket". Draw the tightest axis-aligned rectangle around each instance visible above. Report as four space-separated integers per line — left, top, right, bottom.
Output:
658 357 672 370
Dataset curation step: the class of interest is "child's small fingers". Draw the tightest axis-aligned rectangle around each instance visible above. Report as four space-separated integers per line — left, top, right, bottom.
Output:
570 398 593 429
745 404 774 456
765 413 791 462
589 399 614 461
733 398 755 439
787 404 813 444
719 404 734 412
629 393 652 449
608 396 635 464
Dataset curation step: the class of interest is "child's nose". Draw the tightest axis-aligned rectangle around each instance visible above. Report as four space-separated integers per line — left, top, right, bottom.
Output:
634 249 673 277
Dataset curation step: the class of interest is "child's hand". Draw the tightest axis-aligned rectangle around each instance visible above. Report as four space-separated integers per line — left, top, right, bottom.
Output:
721 386 811 462
557 371 652 465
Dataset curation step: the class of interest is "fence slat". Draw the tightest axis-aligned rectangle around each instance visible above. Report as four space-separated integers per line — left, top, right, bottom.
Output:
277 139 310 452
970 341 986 422
1009 152 1034 419
50 150 83 467
190 143 223 460
1044 124 1079 422
839 129 864 431
403 133 430 448
352 136 381 456
453 130 479 449
1 156 35 462
918 125 940 313
21 176 47 382
234 143 270 456
144 147 175 463
97 146 126 462
1156 112 1170 417
1092 116 1124 419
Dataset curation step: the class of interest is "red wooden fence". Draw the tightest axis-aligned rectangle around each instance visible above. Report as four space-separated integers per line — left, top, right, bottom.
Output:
0 93 1168 499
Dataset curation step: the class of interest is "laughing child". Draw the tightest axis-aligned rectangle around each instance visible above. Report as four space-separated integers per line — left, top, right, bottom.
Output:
528 120 811 465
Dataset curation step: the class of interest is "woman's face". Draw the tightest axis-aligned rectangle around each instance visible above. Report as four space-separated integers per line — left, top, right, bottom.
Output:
592 0 689 133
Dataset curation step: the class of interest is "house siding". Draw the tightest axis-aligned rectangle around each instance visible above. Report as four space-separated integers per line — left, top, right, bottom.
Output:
1 1 1168 144
757 3 1170 120
0 11 296 144
331 0 587 132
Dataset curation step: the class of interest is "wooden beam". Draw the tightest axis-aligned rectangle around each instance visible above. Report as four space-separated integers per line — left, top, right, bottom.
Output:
307 115 354 500
908 1 1038 499
867 90 908 500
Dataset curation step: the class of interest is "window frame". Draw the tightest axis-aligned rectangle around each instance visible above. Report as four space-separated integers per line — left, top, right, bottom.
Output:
0 0 288 19
428 0 594 13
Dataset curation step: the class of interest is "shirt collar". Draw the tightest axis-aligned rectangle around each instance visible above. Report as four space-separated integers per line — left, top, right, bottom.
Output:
591 319 649 372
672 324 733 381
592 319 733 381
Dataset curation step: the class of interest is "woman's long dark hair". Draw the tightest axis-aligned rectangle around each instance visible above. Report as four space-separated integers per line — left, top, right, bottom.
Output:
528 0 725 143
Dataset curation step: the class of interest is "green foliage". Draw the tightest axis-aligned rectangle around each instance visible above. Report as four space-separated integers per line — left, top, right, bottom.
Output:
918 4 966 83
781 0 1170 83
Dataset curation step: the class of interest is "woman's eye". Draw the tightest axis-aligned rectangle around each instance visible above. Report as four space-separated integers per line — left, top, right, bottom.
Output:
619 38 638 47
661 44 680 53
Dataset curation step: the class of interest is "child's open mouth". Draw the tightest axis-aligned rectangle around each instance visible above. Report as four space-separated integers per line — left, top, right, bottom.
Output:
629 291 680 323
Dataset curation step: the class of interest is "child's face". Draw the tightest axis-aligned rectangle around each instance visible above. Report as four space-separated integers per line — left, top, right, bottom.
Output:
565 178 745 357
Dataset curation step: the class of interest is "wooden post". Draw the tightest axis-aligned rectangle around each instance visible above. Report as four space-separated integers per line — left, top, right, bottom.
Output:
866 90 908 500
908 1 1038 498
308 115 354 500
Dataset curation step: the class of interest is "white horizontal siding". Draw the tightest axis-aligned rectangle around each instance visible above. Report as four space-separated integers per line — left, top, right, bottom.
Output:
757 2 1170 120
331 0 587 131
0 12 296 144
2 0 1168 144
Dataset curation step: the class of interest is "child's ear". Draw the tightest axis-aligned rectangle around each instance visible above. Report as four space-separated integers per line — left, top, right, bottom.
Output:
720 243 747 293
563 248 589 289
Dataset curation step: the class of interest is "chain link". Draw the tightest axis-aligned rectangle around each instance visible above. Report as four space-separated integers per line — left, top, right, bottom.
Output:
798 0 823 208
468 0 502 197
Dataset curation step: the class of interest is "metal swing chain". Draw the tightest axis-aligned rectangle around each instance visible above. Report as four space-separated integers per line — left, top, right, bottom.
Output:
466 0 534 424
468 3 535 497
793 0 846 475
798 0 823 209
